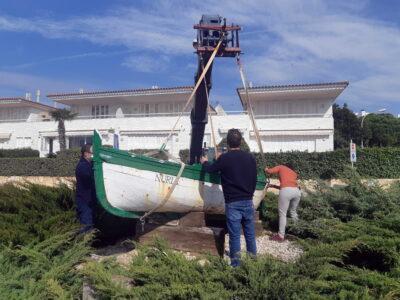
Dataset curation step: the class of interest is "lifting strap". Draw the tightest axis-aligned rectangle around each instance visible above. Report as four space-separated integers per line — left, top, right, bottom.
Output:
139 152 185 226
236 55 266 165
158 34 225 153
236 56 264 155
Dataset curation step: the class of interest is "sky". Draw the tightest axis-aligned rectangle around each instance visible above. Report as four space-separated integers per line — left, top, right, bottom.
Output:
0 0 399 114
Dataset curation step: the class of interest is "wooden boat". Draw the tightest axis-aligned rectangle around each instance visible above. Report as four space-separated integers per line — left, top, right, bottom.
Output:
93 130 268 219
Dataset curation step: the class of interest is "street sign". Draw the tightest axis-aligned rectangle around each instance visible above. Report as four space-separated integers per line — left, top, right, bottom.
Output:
350 141 357 163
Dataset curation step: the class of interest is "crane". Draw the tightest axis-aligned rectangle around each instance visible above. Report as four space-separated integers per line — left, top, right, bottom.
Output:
189 15 241 164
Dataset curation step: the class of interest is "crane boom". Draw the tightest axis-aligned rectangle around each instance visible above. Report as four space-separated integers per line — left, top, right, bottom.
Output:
189 15 241 164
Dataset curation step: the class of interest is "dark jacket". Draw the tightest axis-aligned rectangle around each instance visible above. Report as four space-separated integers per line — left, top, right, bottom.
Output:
202 150 257 203
75 157 96 204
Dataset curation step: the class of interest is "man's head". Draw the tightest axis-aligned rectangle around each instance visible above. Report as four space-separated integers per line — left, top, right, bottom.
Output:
227 129 242 149
81 144 93 161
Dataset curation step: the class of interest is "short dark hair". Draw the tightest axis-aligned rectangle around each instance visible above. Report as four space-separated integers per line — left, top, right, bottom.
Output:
81 144 92 156
227 129 242 148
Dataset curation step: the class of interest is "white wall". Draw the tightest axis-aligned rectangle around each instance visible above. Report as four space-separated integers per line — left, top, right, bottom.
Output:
0 112 334 157
71 101 190 118
253 99 332 116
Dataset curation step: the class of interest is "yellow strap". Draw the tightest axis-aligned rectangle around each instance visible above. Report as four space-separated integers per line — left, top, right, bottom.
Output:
159 34 225 152
237 56 266 162
139 154 185 222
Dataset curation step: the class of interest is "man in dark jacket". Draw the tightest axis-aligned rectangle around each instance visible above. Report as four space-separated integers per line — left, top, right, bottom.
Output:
75 144 96 233
200 129 257 267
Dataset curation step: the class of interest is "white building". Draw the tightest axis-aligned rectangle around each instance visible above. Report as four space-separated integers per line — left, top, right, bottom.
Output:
0 81 348 157
0 97 54 150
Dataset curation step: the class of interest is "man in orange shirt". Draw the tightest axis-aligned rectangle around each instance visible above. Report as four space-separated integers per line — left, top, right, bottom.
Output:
265 163 301 242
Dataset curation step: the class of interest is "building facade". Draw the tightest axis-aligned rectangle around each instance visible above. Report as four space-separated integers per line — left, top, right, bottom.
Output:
0 82 348 157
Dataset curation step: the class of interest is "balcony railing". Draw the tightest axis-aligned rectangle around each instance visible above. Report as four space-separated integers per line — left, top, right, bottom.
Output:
75 112 192 119
254 113 332 119
0 112 332 122
0 118 30 123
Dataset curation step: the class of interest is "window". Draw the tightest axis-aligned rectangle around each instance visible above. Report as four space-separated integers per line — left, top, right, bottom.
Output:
16 137 31 148
68 136 93 149
91 105 109 118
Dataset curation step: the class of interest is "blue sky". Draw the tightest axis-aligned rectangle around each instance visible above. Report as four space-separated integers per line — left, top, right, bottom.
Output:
0 0 399 114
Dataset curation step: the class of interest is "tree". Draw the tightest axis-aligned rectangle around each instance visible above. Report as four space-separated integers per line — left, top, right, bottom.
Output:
333 103 400 149
362 114 400 147
333 103 362 149
50 109 77 152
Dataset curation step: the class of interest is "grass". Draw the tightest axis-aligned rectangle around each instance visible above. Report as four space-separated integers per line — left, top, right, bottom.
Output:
0 171 399 299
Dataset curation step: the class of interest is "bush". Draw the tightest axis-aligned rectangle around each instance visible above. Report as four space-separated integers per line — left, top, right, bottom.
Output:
0 148 39 158
0 173 399 298
0 183 77 245
255 147 400 179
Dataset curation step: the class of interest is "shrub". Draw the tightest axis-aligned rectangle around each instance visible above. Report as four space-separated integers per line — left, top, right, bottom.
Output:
0 148 39 158
256 147 400 179
0 183 77 245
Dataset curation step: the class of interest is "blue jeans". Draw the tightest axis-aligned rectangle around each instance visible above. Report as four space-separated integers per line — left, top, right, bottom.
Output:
225 200 257 267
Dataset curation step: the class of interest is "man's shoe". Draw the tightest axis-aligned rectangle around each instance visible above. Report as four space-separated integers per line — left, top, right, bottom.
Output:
269 233 285 242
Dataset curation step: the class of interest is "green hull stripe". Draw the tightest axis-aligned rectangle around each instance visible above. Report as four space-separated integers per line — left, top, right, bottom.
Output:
93 131 143 218
92 130 266 219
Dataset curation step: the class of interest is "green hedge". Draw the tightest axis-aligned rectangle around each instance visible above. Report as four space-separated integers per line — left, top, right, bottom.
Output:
180 147 400 179
0 149 80 176
255 147 400 179
0 148 39 158
0 147 399 178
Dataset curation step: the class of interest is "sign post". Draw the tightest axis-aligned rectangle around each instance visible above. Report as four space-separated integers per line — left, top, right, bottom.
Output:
350 139 357 168
113 132 120 149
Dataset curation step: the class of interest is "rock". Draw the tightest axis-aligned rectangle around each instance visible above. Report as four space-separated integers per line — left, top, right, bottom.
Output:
224 231 303 263
82 282 96 300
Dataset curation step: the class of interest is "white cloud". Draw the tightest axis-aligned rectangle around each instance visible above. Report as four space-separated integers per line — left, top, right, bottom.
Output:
0 0 399 111
3 50 132 70
122 54 170 73
0 71 92 96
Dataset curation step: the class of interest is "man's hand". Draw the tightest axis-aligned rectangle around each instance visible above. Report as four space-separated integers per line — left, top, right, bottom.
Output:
215 151 222 160
264 167 269 174
200 156 208 164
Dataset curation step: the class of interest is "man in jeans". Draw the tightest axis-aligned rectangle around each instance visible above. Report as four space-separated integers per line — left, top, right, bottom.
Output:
265 163 301 242
200 129 257 267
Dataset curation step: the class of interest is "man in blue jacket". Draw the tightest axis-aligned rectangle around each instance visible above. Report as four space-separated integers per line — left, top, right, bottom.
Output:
200 129 257 267
75 144 97 233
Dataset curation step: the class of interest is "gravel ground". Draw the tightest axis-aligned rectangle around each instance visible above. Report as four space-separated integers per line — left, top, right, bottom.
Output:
224 232 303 263
87 231 303 269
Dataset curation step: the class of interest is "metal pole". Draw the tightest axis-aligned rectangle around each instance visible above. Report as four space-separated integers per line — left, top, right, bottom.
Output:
360 115 366 149
350 139 354 168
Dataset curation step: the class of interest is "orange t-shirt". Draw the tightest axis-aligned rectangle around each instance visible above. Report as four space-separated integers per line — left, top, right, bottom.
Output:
266 165 298 188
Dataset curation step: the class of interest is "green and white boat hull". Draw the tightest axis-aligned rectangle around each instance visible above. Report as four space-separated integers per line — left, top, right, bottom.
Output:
93 130 267 219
